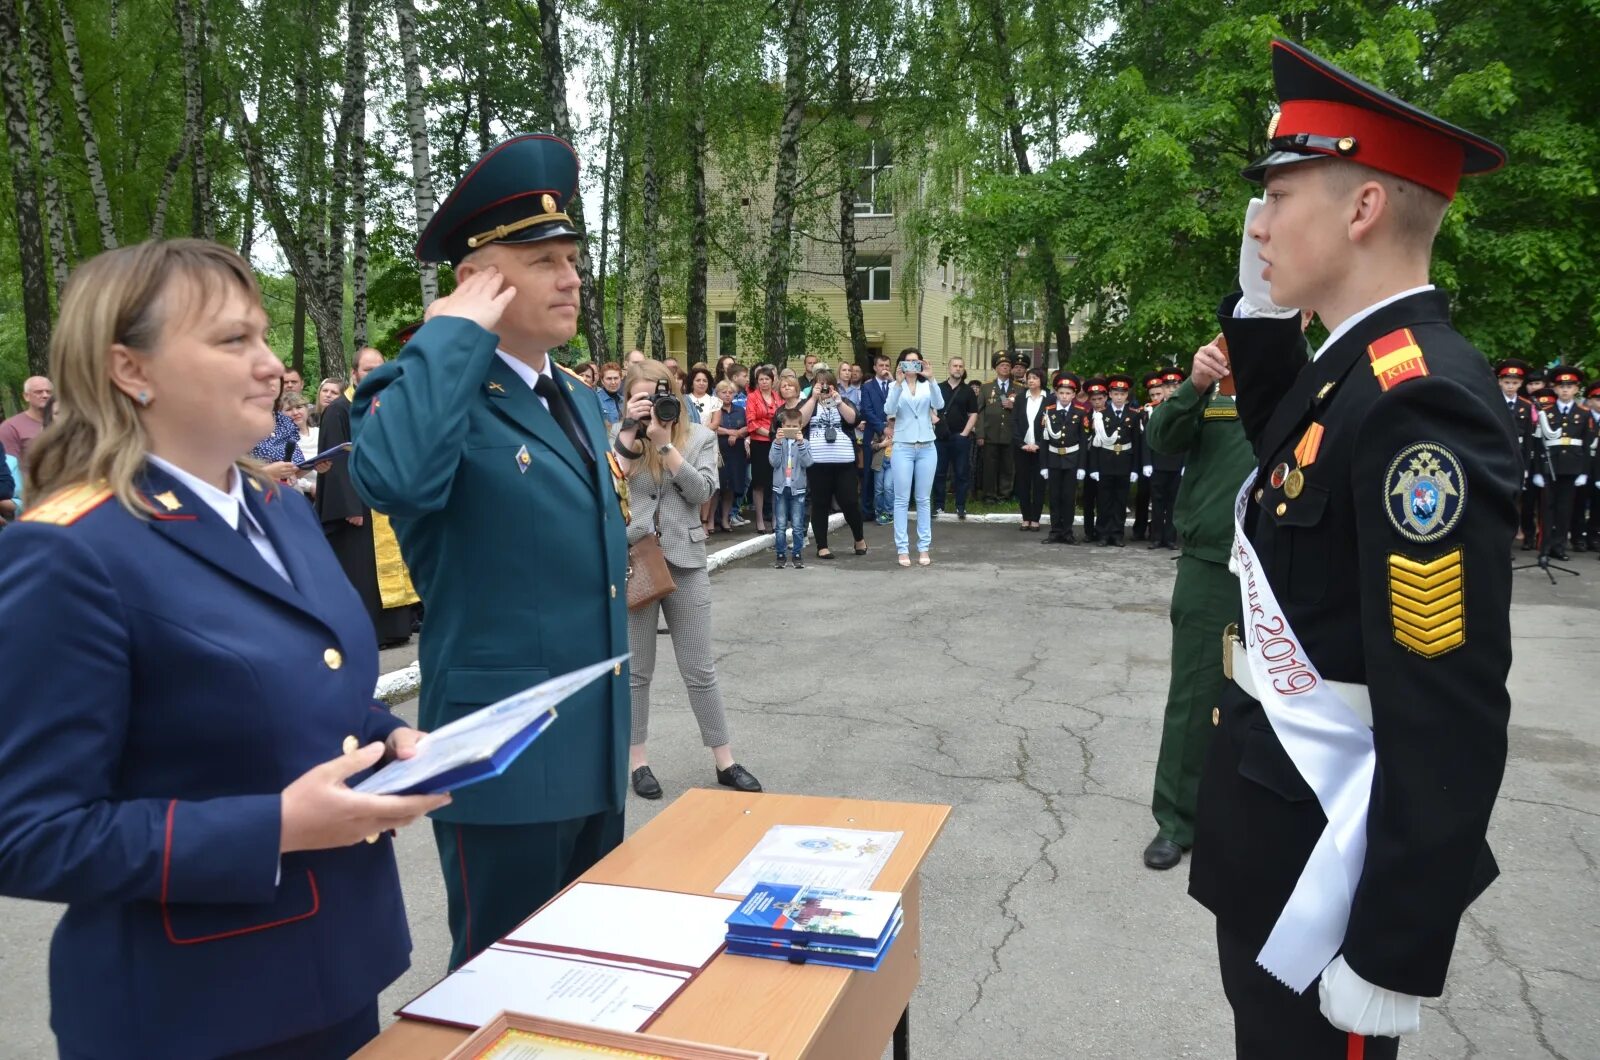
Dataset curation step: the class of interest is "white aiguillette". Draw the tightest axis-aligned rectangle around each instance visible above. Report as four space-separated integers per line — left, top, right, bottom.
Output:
354 655 627 796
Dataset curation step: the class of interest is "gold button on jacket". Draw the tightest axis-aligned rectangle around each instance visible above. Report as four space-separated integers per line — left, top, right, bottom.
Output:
324 647 343 670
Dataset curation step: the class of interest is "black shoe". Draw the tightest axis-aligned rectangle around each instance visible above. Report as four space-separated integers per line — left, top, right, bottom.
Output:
774 557 786 569
717 763 763 792
1143 836 1184 871
1574 541 1591 553
1112 539 1125 547
791 556 805 569
1553 549 1571 561
1064 533 1078 544
1147 542 1163 549
1521 540 1536 551
631 766 663 800
1100 538 1112 547
957 510 967 520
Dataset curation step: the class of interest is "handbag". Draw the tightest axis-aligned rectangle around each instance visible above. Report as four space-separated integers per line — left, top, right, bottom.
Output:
626 531 677 612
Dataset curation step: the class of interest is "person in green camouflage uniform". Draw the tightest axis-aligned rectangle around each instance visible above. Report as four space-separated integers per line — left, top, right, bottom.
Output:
1141 348 1256 870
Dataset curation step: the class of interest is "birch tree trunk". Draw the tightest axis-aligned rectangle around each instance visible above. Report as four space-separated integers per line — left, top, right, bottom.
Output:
683 34 710 368
595 23 628 362
150 128 192 240
175 0 212 239
394 0 437 305
610 25 637 355
348 0 370 345
531 0 611 359
21 0 69 297
0 0 52 372
636 39 665 360
57 0 117 248
763 0 807 367
329 0 368 349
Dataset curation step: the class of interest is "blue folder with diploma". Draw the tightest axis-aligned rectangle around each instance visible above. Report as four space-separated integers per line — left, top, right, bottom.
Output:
293 440 352 468
353 655 628 796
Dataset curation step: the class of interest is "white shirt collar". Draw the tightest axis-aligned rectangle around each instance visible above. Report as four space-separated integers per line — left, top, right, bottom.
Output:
1313 285 1436 362
146 454 261 533
1558 402 1572 413
495 349 555 391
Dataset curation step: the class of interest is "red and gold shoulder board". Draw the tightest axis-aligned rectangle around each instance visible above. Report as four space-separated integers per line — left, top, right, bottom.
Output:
21 482 114 525
1368 328 1429 391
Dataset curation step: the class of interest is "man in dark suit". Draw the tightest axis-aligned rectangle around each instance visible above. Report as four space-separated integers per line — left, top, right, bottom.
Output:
1188 39 1518 1059
977 353 1017 501
315 347 385 635
858 352 892 519
351 134 630 972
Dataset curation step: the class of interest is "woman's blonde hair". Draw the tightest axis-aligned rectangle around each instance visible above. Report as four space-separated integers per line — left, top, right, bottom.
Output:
27 239 266 516
623 359 690 482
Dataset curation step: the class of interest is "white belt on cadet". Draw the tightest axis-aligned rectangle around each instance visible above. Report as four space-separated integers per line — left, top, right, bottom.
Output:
1226 468 1377 993
1226 637 1373 727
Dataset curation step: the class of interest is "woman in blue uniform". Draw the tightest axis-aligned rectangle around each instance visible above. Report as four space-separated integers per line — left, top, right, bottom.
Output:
0 240 449 1060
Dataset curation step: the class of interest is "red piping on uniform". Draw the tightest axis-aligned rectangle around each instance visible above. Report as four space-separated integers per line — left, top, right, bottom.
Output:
1347 1032 1364 1060
160 799 320 943
455 824 473 967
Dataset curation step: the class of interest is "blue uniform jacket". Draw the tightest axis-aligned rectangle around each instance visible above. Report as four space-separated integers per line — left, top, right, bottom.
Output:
0 466 410 1060
349 317 631 825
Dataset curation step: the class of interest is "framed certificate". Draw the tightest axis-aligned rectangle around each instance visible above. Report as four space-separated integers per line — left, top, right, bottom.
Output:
444 1012 767 1060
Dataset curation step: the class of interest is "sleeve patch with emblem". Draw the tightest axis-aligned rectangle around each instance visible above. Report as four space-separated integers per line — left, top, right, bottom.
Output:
1368 328 1429 391
1388 549 1464 657
1385 441 1465 543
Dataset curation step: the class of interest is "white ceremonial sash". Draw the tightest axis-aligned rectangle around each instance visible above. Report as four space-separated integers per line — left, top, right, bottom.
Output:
1231 469 1376 992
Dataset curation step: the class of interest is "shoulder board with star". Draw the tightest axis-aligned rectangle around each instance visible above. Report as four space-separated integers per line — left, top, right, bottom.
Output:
1367 328 1430 391
20 482 114 525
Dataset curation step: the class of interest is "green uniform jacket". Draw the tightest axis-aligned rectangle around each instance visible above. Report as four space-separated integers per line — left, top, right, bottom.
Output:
1146 380 1254 564
978 380 1018 443
349 317 630 825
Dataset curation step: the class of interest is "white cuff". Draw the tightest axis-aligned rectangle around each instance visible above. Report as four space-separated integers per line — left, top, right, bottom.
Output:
1234 298 1300 320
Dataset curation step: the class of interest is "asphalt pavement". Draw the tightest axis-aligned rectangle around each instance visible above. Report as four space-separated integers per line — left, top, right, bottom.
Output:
1 519 1595 1058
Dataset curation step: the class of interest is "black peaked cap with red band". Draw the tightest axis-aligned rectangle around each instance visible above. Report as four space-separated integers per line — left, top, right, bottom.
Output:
1243 39 1506 200
1494 358 1529 380
1549 365 1585 387
417 133 581 267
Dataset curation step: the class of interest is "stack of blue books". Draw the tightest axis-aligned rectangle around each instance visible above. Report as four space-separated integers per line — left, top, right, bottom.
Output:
724 882 903 971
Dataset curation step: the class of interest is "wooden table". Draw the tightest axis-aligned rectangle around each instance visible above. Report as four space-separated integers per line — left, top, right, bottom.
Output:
353 789 951 1060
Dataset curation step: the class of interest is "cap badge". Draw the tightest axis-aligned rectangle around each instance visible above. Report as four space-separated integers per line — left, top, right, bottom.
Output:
541 193 557 214
1266 111 1281 139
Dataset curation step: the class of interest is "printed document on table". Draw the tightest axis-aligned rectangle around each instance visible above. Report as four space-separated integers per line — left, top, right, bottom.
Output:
354 655 627 795
504 883 737 971
716 825 902 897
399 945 686 1031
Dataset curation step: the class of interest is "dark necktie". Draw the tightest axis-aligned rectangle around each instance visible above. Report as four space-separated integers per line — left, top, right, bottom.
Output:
533 372 595 466
235 512 252 542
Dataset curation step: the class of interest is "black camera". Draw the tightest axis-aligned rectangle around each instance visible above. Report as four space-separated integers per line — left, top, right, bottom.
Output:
651 379 680 424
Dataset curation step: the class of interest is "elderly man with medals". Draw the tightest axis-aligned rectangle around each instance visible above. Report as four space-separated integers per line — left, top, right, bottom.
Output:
1185 40 1520 1059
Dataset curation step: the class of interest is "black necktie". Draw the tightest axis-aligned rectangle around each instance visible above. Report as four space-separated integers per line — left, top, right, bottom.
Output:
533 372 595 466
235 512 252 542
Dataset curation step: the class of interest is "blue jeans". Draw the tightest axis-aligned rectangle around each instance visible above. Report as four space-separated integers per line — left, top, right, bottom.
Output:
892 442 937 554
874 460 894 517
772 490 806 556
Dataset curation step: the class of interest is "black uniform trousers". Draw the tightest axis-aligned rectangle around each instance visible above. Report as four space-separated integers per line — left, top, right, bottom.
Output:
1539 476 1578 557
1080 475 1100 540
1047 472 1080 540
1571 479 1594 547
1015 447 1045 521
1132 473 1152 539
1095 473 1132 543
808 461 864 551
980 439 1014 501
1218 923 1400 1060
1149 469 1181 547
1519 479 1541 547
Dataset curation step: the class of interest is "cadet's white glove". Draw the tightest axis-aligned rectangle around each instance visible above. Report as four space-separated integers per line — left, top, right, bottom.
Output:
1318 956 1421 1038
1532 473 1546 487
1040 468 1049 480
1129 471 1139 483
1076 469 1086 482
1142 465 1154 477
1238 198 1299 319
1090 471 1100 481
1577 475 1589 487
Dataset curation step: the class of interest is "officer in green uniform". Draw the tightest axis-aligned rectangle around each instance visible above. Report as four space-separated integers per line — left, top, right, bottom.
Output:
978 353 1018 501
1141 348 1256 871
349 134 630 970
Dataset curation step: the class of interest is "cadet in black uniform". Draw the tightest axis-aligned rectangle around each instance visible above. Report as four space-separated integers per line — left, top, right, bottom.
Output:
1145 367 1187 549
1494 359 1539 549
1132 370 1163 539
1089 373 1142 546
1039 372 1091 543
1187 39 1518 1059
1079 378 1107 540
1533 365 1593 560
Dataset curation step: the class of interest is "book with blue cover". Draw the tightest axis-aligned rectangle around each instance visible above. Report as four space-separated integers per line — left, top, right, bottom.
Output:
725 882 901 952
726 908 903 971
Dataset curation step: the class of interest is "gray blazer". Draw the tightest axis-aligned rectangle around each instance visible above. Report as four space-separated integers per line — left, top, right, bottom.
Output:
623 424 719 568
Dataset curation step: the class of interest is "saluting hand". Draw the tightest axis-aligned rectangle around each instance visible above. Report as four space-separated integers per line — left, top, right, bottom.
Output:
425 266 517 332
279 742 450 853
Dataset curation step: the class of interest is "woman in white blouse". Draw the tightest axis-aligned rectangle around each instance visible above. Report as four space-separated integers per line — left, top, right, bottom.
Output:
282 391 318 497
884 347 945 566
1013 367 1048 531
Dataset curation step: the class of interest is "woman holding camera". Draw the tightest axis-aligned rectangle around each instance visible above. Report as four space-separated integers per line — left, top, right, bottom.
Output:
885 348 945 566
799 369 867 559
613 362 762 801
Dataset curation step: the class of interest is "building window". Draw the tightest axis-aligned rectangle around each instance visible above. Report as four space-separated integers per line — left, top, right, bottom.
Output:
853 140 894 217
1012 300 1037 325
855 257 891 302
717 311 737 359
938 261 948 287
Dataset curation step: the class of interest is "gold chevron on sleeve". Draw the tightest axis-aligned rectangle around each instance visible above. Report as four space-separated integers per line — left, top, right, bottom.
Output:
1388 549 1464 657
